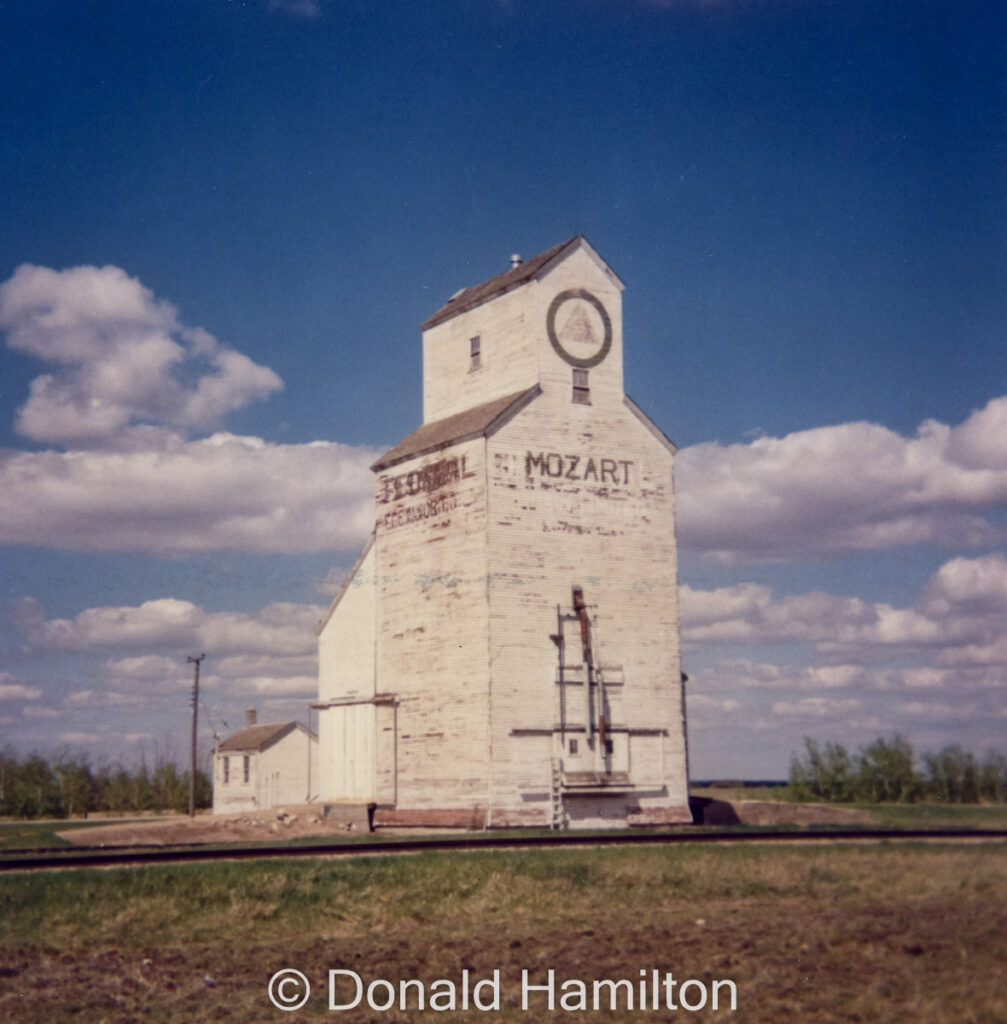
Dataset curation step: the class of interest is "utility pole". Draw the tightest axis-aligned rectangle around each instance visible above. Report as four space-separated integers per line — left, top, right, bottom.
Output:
187 654 206 817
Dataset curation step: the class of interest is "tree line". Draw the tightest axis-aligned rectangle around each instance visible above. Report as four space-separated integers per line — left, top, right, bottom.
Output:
789 735 1007 804
0 749 212 819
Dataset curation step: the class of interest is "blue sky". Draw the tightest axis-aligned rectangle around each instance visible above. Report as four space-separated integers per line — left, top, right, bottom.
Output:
1 0 1004 779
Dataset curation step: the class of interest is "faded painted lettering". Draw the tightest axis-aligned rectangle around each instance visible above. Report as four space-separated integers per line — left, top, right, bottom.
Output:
378 455 476 505
379 494 458 531
524 451 633 485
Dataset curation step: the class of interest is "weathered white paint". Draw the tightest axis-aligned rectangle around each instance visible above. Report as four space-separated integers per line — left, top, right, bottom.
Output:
316 237 690 828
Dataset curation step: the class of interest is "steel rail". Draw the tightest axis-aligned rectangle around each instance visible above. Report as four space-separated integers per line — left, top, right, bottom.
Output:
2 827 1006 873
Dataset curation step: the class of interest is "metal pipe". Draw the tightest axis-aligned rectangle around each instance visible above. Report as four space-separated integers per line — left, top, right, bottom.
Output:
572 587 593 742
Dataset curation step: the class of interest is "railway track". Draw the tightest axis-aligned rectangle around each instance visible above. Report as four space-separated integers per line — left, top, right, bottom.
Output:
3 826 1006 872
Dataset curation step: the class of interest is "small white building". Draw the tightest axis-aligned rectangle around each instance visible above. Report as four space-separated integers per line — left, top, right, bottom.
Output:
315 236 690 829
213 709 317 814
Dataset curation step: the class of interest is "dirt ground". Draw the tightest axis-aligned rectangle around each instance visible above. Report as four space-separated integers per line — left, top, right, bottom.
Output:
728 800 874 826
3 883 1003 1022
57 800 872 848
56 805 370 847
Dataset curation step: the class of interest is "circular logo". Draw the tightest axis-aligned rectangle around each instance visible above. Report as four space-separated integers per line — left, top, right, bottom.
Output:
546 289 612 368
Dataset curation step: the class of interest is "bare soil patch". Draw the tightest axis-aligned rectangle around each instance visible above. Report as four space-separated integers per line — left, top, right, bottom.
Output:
58 799 873 848
56 805 368 848
731 800 874 826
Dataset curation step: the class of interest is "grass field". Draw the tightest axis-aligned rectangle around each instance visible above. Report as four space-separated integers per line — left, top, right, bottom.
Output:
0 820 99 851
1 840 1005 1023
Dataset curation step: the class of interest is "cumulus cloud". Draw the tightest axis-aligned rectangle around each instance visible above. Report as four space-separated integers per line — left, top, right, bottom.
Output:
692 659 956 694
6 601 323 743
0 264 382 557
680 582 874 645
0 680 43 700
25 598 324 657
681 553 1007 766
683 554 1007 668
0 264 282 448
0 433 377 554
676 398 1007 563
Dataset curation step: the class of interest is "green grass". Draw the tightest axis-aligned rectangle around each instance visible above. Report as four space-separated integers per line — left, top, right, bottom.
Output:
0 819 91 850
691 788 1007 830
3 843 1006 1023
861 802 1007 829
0 841 1003 951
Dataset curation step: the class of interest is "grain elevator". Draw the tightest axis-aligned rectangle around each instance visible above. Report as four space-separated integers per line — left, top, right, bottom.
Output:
315 236 690 828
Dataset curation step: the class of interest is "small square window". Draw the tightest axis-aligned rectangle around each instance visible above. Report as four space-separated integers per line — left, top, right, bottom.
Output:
469 336 481 372
572 369 590 404
604 739 614 755
569 738 579 755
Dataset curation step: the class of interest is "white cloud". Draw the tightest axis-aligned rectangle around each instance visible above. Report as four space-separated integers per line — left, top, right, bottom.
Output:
213 653 318 679
0 264 379 557
0 264 282 449
692 658 956 694
60 732 103 745
686 693 741 713
680 553 1007 767
0 674 42 700
0 433 377 554
676 398 1007 563
65 688 146 708
227 675 317 697
897 700 969 719
101 655 189 687
921 553 1007 616
680 582 874 645
27 598 324 658
772 697 861 718
684 555 1007 669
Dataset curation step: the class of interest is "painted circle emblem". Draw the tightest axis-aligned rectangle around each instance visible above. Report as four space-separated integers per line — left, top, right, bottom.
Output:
546 289 612 368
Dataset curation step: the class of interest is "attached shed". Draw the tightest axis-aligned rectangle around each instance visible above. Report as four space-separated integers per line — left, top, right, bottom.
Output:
213 709 317 814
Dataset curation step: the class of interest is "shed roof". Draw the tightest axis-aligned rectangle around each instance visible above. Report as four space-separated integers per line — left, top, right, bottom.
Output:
372 385 540 472
316 530 375 634
217 721 308 753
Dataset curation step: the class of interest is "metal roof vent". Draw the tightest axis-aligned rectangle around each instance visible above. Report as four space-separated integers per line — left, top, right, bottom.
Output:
510 253 522 269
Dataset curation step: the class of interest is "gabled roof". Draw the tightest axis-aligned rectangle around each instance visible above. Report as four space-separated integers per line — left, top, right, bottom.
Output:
420 235 623 330
372 385 541 472
217 721 312 753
